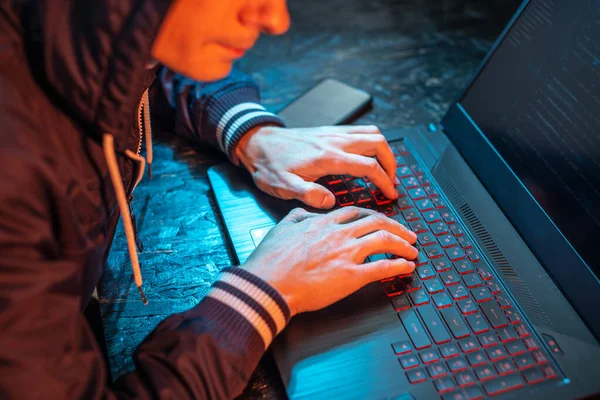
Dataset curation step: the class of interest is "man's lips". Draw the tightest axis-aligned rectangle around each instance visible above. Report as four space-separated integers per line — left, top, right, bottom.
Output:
220 44 253 58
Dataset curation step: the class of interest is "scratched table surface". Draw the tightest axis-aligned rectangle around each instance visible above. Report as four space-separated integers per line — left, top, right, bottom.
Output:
99 0 521 398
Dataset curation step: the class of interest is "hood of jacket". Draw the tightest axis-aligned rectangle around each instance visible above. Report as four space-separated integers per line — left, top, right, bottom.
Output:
19 0 172 139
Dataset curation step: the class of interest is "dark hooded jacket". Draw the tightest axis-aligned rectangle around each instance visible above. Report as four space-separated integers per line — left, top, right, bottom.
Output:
0 0 291 398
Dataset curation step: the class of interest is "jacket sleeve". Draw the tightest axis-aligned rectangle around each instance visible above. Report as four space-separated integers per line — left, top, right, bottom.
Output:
149 67 285 165
0 154 290 400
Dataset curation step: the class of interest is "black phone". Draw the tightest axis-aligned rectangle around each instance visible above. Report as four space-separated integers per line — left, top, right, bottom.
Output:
277 78 373 128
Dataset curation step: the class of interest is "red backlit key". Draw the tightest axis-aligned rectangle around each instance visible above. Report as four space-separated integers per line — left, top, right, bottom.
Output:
482 373 524 396
494 360 516 376
392 340 412 354
440 307 470 339
406 368 427 383
522 367 545 384
447 356 468 372
486 346 507 362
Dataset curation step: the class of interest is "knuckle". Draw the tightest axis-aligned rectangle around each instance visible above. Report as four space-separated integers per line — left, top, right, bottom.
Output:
364 158 379 171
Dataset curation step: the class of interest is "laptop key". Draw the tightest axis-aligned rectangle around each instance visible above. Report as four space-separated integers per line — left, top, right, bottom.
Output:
505 340 527 356
417 265 436 280
399 353 420 369
347 178 367 192
523 337 538 350
397 166 412 178
420 349 440 364
439 342 460 359
428 362 448 379
476 265 493 280
493 360 516 376
440 209 456 224
442 387 485 400
475 364 497 381
431 222 449 236
417 175 431 186
483 373 524 396
478 333 498 348
401 275 422 292
522 367 545 384
409 289 430 306
450 225 464 236
495 294 511 309
440 307 470 338
409 164 424 176
486 279 502 294
466 350 487 367
409 187 427 200
459 337 479 353
432 292 453 308
329 182 349 195
397 197 412 210
426 244 444 259
353 190 373 204
433 376 455 393
448 284 469 300
424 278 444 294
390 294 411 311
438 234 458 248
446 247 466 262
466 249 481 263
454 260 475 274
374 192 393 205
458 237 473 249
382 280 404 296
423 210 442 224
409 220 427 233
457 298 478 315
480 301 508 328
431 197 445 209
413 252 428 266
541 364 558 379
415 198 433 211
514 353 536 370
497 326 518 343
336 193 354 206
400 309 432 350
532 350 548 365
325 175 343 184
402 209 420 221
472 287 492 303
466 314 490 334
417 232 435 247
455 370 477 388
486 346 507 362
433 257 452 272
447 356 468 372
425 185 439 197
440 271 459 286
462 272 483 288
392 340 412 354
416 303 451 344
377 203 398 216
406 367 428 383
402 176 419 189
504 308 522 324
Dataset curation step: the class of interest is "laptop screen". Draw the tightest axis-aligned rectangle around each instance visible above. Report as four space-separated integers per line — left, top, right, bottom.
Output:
460 1 600 275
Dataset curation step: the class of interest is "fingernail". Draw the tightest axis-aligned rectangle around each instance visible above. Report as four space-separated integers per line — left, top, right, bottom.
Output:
408 261 416 269
320 196 332 208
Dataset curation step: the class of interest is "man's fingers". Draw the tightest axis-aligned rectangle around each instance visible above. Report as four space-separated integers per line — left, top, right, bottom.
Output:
284 174 336 209
333 153 397 200
338 125 382 135
361 258 416 283
344 213 417 244
354 229 419 261
342 133 396 182
325 206 377 225
282 207 318 223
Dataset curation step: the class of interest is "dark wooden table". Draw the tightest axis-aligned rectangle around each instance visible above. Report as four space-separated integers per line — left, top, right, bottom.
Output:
99 0 521 398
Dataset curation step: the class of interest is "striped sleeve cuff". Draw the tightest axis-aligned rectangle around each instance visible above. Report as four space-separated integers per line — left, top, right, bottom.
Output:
202 85 285 164
205 267 291 350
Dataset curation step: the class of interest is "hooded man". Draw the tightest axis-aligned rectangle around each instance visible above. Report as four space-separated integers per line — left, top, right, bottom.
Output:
0 0 418 398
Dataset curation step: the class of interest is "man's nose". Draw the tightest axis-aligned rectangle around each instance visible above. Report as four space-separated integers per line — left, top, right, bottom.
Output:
258 1 291 36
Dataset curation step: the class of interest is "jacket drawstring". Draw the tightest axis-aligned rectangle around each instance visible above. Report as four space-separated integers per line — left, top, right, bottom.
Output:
100 89 154 305
142 89 153 179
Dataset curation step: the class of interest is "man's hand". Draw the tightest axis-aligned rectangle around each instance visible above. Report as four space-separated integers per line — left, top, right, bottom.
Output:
242 207 417 316
235 125 398 209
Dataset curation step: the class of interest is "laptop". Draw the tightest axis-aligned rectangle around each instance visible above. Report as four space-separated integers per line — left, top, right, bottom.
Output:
208 1 600 399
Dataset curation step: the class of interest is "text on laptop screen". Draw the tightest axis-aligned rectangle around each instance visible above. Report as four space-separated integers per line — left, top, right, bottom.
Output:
460 1 599 274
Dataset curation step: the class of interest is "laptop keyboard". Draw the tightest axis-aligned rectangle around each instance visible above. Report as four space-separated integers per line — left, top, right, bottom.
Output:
319 140 560 399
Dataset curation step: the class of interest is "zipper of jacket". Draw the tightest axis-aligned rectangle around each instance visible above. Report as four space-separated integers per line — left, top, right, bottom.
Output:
126 97 146 252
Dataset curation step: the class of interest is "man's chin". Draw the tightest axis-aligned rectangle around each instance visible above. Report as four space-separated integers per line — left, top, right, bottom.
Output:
177 62 233 82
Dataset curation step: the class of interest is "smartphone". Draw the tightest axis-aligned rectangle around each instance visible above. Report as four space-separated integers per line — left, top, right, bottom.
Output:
277 78 373 128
